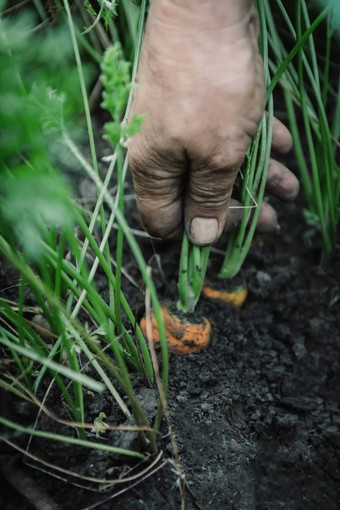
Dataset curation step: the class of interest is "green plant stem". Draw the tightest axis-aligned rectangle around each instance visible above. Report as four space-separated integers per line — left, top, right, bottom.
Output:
113 207 169 427
177 234 190 309
64 0 117 345
0 417 146 459
63 0 98 176
73 211 151 370
0 236 157 452
218 2 275 279
0 334 104 393
115 148 124 338
265 4 329 100
219 103 273 278
177 235 210 313
296 2 333 258
262 0 339 263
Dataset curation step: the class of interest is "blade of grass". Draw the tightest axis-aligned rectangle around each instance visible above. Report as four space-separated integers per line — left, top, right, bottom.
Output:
0 417 146 459
0 234 157 450
0 335 105 393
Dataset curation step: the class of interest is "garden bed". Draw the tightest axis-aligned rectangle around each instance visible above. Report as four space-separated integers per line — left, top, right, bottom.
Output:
1 162 339 509
1 3 339 505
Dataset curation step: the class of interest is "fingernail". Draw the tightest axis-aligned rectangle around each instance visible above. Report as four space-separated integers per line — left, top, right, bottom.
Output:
189 217 219 245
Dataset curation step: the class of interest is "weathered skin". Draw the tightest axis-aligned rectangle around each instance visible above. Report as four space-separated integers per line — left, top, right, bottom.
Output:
128 0 299 245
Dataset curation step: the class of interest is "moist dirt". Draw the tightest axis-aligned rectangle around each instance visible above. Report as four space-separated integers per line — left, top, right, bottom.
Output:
0 159 339 509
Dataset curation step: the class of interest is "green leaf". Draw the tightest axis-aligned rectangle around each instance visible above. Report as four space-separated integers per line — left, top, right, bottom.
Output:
100 43 145 147
0 169 74 261
124 113 146 137
83 0 97 16
0 335 105 392
103 121 122 144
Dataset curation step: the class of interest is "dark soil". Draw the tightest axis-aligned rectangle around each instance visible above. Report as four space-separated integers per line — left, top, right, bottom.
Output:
1 189 339 509
1 144 339 510
2 0 340 507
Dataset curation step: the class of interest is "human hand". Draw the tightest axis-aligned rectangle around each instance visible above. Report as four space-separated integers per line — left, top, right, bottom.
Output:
128 0 299 246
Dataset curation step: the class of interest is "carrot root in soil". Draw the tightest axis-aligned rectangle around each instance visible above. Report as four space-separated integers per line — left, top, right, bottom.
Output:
140 288 247 355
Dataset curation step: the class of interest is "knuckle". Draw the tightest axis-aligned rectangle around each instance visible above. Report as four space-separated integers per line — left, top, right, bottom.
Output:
188 184 230 209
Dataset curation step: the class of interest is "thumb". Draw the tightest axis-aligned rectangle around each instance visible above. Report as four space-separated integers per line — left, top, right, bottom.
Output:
184 155 239 246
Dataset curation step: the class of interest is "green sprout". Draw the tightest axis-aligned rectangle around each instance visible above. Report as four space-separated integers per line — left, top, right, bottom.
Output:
177 236 211 313
265 0 339 263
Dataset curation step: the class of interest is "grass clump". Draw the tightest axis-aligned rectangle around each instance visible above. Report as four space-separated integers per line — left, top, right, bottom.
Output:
265 0 340 263
0 0 167 481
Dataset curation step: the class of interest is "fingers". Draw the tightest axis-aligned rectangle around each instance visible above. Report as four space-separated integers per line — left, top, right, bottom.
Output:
271 116 293 154
224 199 245 231
255 201 279 233
129 138 242 245
223 158 299 235
266 159 299 201
223 200 278 234
129 117 297 244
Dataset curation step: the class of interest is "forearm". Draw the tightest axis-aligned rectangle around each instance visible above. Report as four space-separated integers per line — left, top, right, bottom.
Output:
150 0 257 31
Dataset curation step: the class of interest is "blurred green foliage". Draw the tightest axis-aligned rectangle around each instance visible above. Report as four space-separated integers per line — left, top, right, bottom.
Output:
315 0 340 29
0 7 92 260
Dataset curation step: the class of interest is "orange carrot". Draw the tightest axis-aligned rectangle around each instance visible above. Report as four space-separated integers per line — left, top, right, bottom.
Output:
140 306 211 355
202 286 248 306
